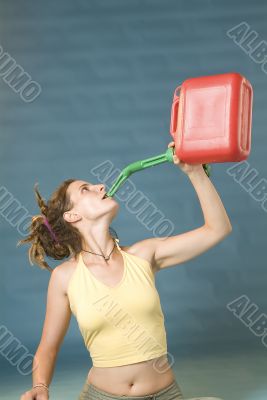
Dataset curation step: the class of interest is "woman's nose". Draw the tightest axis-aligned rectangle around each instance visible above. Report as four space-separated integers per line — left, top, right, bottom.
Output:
96 184 105 192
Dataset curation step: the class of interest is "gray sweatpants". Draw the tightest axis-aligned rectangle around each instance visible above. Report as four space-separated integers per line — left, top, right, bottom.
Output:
77 379 223 400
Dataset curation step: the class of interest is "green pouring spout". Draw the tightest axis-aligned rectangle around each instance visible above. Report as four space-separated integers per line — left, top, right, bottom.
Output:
106 147 211 198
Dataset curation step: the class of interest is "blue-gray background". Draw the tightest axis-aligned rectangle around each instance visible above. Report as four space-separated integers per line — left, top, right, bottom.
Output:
1 1 267 399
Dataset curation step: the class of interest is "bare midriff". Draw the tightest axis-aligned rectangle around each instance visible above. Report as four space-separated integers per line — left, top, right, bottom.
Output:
86 354 176 396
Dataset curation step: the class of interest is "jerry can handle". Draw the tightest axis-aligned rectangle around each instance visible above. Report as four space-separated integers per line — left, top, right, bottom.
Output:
170 85 181 138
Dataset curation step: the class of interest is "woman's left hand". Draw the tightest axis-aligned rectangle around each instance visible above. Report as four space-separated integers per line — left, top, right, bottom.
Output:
168 141 204 176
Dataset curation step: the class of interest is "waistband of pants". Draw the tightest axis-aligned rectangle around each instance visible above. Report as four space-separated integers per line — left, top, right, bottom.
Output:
83 379 181 400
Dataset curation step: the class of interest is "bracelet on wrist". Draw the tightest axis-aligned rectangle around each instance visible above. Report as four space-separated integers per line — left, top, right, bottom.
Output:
33 383 49 391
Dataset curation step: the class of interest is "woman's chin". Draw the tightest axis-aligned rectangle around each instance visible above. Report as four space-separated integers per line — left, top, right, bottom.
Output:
104 197 119 210
105 196 117 204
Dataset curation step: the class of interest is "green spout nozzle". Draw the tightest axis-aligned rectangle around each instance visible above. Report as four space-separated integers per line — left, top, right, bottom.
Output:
106 147 211 198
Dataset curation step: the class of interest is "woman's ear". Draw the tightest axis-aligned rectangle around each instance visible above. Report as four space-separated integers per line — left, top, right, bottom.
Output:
63 211 81 223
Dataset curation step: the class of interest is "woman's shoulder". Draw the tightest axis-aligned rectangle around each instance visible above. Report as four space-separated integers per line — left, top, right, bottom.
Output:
53 254 79 295
121 240 156 273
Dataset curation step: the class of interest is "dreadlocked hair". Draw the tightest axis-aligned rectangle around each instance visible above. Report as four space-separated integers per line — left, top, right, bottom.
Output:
17 178 118 273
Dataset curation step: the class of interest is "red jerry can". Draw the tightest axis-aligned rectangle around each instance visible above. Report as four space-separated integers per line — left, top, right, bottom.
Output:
170 72 253 164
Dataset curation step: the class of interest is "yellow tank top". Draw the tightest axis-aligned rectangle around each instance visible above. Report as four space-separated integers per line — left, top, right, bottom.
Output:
67 238 167 367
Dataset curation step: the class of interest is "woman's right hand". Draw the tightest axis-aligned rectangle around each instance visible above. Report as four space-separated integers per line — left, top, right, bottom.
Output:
20 386 49 399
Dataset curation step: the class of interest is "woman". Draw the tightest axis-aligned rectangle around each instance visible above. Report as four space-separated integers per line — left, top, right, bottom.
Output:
19 142 231 400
